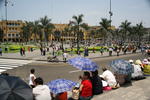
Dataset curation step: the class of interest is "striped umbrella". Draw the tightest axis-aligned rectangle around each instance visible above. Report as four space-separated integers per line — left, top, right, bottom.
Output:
109 59 134 74
47 79 76 94
68 57 99 71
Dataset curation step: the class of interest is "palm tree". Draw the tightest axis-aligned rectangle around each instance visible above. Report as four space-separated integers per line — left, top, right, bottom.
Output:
134 22 146 46
21 21 33 44
32 21 40 42
0 28 4 42
119 20 131 45
128 26 137 42
99 18 111 45
70 14 86 54
40 16 55 45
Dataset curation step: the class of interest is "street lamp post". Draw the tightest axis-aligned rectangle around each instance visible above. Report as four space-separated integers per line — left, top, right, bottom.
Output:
109 0 112 26
5 0 8 42
108 0 113 46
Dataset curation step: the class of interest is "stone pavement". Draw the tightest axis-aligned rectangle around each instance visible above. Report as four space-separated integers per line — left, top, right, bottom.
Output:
92 77 150 100
0 49 140 61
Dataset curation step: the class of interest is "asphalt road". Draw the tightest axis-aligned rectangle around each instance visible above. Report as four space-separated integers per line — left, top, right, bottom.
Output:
5 53 145 84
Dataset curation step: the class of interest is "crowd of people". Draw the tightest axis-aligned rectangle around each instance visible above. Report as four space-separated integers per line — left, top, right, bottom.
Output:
1 43 150 100
0 56 150 100
24 57 150 100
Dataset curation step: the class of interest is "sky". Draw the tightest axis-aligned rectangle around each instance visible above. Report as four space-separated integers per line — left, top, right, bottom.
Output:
0 0 150 27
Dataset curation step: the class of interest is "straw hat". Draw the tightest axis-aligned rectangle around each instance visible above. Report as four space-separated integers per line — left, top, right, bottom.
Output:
135 60 142 65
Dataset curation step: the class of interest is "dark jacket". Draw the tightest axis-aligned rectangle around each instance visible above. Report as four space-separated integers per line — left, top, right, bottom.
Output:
91 76 103 95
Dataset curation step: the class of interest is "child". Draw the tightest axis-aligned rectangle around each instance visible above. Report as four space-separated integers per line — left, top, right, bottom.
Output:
72 84 80 100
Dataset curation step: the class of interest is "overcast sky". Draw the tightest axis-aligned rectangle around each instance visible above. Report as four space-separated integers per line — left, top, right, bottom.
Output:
0 0 150 27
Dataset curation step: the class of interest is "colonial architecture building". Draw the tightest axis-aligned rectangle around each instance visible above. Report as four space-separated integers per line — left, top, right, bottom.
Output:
0 20 24 42
0 20 116 42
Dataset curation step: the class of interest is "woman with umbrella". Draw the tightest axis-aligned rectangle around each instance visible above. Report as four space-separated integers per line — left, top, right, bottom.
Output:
109 59 134 85
79 71 93 100
68 57 101 99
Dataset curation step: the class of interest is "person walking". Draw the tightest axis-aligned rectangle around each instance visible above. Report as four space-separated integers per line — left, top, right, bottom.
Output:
0 47 2 56
100 47 104 56
109 47 113 56
63 52 68 62
84 47 89 57
40 47 43 56
22 47 26 56
29 69 36 88
20 47 23 56
43 48 46 56
116 48 120 56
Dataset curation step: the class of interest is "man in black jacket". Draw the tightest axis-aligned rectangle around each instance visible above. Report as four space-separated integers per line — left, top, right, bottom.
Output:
91 70 103 95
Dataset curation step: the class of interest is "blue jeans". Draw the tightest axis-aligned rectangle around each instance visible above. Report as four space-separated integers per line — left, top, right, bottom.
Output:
80 96 92 100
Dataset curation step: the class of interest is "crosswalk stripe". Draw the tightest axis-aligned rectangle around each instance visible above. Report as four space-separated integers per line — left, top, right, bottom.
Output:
0 59 31 62
0 63 23 66
0 69 6 73
0 67 13 69
0 58 33 73
0 61 31 64
0 65 19 68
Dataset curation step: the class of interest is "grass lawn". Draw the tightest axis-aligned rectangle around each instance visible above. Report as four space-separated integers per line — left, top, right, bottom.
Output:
66 46 109 52
0 44 39 53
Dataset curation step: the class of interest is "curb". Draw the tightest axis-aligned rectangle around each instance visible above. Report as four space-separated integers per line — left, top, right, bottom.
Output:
0 52 141 62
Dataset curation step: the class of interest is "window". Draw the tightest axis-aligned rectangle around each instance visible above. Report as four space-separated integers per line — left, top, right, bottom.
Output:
16 34 19 37
12 34 15 37
8 34 11 37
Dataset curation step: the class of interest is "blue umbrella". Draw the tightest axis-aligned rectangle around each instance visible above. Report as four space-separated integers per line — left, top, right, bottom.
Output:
68 57 99 71
47 79 77 94
109 59 134 74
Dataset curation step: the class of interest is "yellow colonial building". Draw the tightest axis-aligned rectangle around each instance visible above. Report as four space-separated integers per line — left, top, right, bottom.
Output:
0 20 116 42
0 20 24 42
53 24 89 41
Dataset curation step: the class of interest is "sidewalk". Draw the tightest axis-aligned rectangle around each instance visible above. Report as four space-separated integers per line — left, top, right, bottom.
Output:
0 49 141 61
92 77 150 100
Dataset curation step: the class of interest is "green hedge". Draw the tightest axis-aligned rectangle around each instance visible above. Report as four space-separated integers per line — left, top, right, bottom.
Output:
66 46 109 52
0 44 38 53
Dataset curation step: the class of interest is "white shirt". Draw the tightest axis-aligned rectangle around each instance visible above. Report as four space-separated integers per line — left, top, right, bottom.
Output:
63 53 68 58
29 74 36 85
109 48 113 52
132 64 143 78
33 85 51 100
101 70 117 86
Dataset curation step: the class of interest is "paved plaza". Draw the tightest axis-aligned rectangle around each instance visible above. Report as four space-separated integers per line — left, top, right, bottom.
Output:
1 52 149 100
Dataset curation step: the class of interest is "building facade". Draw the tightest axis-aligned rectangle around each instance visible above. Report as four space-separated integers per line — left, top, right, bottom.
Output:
53 24 89 41
0 20 24 42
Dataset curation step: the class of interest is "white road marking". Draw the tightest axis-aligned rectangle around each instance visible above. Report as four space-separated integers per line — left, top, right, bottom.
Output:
0 69 6 73
0 58 33 73
0 65 19 68
0 67 13 69
69 70 81 73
